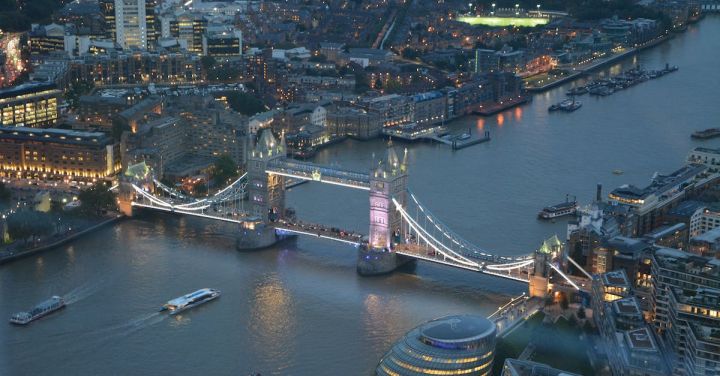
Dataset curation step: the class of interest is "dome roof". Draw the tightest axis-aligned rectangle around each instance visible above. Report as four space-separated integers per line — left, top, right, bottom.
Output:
420 315 496 344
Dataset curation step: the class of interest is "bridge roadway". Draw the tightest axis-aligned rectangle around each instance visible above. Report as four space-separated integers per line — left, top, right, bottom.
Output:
266 159 370 190
393 243 532 283
273 221 364 246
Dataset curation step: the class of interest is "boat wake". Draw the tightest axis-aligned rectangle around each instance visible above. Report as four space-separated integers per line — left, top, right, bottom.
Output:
63 280 109 305
96 312 167 338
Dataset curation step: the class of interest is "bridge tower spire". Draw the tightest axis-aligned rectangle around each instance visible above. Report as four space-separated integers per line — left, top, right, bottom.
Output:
248 130 286 222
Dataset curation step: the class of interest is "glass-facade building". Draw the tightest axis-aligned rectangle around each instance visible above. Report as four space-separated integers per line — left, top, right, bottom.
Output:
377 315 496 376
0 83 61 128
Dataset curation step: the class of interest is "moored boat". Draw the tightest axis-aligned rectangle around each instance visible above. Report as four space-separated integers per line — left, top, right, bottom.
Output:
691 128 720 140
10 296 65 325
160 288 220 315
538 198 578 220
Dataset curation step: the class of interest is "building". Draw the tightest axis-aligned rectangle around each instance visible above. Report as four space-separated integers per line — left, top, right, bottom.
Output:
327 107 382 140
68 50 202 85
376 315 496 376
115 0 147 50
0 127 120 182
688 146 720 173
122 115 185 177
502 359 581 376
688 226 720 257
0 83 61 128
592 271 670 376
77 89 139 129
650 247 720 375
162 11 207 53
100 0 116 41
362 94 412 127
608 163 719 235
202 26 242 57
410 91 446 126
474 46 526 74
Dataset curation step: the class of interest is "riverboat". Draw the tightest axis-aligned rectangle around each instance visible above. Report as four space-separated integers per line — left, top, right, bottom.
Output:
538 199 578 220
691 128 720 140
10 296 65 325
160 288 220 315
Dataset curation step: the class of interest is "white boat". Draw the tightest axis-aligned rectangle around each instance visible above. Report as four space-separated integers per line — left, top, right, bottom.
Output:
10 296 65 325
457 133 471 141
160 288 220 315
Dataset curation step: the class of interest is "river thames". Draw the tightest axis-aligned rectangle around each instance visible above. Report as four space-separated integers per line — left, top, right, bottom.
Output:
2 17 720 376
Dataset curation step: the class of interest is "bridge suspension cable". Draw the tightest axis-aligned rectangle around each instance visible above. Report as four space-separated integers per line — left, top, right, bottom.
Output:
406 189 533 262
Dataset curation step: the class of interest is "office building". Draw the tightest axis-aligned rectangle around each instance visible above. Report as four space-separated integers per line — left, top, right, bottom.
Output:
377 315 496 376
0 83 61 128
115 0 147 50
203 26 242 57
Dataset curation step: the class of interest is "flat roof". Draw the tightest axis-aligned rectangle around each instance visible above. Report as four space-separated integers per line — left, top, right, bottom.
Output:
0 82 59 100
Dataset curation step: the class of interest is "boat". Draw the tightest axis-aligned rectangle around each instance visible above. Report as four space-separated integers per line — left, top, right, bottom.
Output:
456 133 471 141
160 288 221 315
559 98 582 112
566 87 588 96
538 197 578 220
548 104 560 112
691 128 720 140
613 169 624 175
10 296 65 325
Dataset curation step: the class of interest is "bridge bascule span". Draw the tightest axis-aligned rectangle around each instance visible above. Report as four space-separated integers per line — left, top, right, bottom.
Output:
119 130 586 296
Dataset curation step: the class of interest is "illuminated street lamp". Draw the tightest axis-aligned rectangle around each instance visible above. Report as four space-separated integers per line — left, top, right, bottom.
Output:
491 3 496 15
515 3 520 15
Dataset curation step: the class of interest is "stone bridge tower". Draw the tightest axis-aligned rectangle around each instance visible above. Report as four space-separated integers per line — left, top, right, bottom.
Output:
368 141 408 250
359 141 410 276
247 130 286 223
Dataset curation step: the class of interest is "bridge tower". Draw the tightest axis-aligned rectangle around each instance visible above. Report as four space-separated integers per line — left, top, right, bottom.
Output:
358 141 410 275
528 237 560 298
369 141 408 249
247 130 286 223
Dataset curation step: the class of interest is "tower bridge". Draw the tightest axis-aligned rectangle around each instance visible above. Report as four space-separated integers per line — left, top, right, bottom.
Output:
119 130 589 296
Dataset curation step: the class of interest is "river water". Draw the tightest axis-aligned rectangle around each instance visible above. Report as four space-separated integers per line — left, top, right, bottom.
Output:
2 17 720 376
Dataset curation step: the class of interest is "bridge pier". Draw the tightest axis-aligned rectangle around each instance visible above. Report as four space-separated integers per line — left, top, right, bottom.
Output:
357 248 414 275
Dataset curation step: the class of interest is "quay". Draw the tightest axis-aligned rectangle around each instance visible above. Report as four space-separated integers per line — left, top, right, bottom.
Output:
525 34 674 92
0 215 123 265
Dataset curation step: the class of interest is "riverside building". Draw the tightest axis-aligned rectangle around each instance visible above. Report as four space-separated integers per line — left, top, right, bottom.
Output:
376 315 496 376
0 127 120 181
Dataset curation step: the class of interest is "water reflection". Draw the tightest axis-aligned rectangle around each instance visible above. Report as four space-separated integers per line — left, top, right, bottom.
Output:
249 274 295 366
497 113 505 126
362 293 406 354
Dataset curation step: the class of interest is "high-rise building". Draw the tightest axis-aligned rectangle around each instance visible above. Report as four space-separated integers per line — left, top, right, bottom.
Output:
115 0 147 50
164 12 207 54
145 0 158 48
651 247 720 375
100 0 116 41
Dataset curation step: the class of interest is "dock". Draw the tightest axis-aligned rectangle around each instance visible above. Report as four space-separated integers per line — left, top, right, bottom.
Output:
383 126 491 150
451 131 491 150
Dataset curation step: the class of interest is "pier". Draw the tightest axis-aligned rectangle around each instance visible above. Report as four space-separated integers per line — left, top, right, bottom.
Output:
383 126 491 150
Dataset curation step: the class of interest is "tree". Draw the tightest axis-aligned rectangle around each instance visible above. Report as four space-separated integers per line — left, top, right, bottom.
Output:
577 307 586 320
201 55 217 70
221 91 265 116
559 294 570 310
212 155 238 186
7 211 53 245
0 182 10 203
78 184 117 216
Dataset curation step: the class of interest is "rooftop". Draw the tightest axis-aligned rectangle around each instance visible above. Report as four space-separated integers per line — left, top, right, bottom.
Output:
625 327 657 350
502 359 581 376
419 315 495 345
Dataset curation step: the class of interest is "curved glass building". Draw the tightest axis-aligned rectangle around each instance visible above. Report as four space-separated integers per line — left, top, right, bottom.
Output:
377 314 496 376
